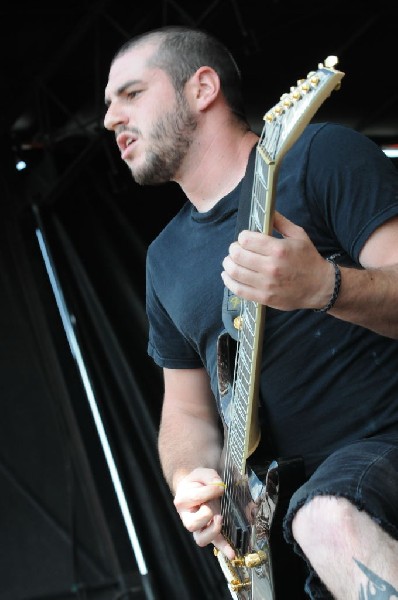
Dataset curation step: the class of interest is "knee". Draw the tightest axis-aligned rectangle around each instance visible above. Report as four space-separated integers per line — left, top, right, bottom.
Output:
292 495 356 555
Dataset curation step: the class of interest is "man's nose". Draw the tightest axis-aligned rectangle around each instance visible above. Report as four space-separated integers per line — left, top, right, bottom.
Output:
104 104 127 131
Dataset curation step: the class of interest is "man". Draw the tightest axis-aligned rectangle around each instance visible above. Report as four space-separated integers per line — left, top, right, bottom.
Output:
104 25 398 599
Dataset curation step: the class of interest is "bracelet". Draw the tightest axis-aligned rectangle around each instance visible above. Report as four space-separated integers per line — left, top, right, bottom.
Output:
313 254 342 313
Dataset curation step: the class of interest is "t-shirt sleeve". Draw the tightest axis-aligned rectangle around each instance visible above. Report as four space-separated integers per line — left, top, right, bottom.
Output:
146 257 202 370
306 124 398 262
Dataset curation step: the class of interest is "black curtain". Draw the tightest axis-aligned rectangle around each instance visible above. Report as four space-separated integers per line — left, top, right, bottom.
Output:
0 139 231 599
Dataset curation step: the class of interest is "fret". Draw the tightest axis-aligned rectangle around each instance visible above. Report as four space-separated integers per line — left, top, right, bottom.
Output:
236 370 250 401
237 340 251 375
251 158 270 233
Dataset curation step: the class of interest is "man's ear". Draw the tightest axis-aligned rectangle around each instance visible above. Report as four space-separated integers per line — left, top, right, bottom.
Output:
189 66 221 110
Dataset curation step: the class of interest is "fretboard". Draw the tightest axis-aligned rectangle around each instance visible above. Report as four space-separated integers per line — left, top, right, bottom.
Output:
224 153 273 475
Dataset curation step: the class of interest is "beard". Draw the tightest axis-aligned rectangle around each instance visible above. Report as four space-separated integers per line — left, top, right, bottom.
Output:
131 92 197 186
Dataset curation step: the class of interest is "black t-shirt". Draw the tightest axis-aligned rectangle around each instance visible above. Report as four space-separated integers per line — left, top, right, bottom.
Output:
146 122 398 475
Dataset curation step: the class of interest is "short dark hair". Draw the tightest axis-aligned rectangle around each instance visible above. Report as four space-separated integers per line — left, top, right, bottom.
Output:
114 25 248 126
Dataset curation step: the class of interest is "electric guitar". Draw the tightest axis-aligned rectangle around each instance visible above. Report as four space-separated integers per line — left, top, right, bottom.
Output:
215 57 345 599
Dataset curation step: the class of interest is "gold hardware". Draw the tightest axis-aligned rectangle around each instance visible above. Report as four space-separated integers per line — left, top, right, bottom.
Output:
245 550 268 568
230 579 251 592
233 316 243 330
231 549 267 569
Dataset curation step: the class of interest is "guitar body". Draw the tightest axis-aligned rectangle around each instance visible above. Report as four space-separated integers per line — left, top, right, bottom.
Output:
214 58 345 599
216 333 306 599
216 455 306 599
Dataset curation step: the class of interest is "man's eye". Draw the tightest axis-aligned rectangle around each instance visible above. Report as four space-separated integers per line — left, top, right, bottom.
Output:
127 90 141 100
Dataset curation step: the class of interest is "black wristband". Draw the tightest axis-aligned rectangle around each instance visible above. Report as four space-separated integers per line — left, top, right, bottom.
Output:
313 254 342 313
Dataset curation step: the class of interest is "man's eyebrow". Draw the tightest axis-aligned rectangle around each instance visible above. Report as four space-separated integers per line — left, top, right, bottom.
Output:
104 79 141 107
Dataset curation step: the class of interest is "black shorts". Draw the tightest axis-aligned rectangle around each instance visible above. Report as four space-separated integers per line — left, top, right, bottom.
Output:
283 435 398 599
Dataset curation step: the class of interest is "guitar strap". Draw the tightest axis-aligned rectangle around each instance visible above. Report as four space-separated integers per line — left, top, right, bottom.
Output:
221 145 257 341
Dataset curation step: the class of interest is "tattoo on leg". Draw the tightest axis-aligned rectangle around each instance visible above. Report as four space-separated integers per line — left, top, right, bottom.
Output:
354 559 398 599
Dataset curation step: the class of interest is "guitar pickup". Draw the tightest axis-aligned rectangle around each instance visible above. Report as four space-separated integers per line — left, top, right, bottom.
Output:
228 507 250 555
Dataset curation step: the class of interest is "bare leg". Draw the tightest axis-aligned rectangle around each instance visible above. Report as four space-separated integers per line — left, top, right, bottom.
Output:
292 496 398 599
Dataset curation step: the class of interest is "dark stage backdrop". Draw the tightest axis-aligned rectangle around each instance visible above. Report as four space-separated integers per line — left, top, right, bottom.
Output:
0 139 231 600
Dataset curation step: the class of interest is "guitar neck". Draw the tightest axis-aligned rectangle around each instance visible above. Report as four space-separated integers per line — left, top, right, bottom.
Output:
224 57 344 477
226 156 276 476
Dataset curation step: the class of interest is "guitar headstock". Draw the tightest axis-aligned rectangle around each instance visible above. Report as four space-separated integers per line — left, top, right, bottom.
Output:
258 56 345 164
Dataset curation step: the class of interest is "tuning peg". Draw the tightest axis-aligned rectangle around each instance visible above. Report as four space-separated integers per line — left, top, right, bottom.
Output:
321 55 339 68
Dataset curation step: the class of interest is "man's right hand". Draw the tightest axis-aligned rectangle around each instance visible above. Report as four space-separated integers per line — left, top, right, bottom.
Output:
173 467 236 560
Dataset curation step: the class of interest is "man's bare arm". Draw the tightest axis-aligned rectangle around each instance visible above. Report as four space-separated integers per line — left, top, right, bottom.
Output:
158 367 223 493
